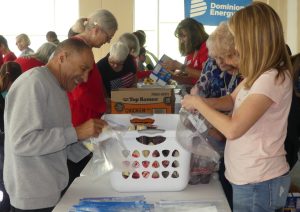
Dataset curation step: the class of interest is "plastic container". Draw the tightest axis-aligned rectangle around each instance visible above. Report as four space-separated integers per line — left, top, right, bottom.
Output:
103 114 191 192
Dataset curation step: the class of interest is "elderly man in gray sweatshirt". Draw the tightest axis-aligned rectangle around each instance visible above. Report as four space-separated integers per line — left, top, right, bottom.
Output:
3 38 107 211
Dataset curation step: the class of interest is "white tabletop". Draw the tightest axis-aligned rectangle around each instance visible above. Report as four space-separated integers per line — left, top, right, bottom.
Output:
53 173 231 212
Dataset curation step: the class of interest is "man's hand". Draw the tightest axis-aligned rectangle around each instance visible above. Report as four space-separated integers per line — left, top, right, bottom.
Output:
75 119 108 141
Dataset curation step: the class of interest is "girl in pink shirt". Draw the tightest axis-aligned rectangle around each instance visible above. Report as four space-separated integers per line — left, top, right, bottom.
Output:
182 2 293 211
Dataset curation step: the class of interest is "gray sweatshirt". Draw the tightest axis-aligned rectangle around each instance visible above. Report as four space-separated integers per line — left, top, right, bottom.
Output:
3 67 90 209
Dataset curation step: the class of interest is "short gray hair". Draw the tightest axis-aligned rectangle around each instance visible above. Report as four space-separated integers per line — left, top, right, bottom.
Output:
86 9 118 32
16 33 31 46
109 41 129 62
118 33 140 57
70 18 88 35
33 42 57 63
206 22 235 58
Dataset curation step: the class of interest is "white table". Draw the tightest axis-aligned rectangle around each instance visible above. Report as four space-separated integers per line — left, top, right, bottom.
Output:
53 172 231 211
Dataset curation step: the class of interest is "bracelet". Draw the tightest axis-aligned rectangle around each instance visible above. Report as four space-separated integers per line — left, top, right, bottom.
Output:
180 64 187 74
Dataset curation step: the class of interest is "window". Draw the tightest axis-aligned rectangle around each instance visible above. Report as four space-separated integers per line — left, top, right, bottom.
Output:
134 0 216 63
0 0 78 56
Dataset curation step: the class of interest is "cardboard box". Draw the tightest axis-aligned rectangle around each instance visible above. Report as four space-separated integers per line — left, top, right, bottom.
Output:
111 88 174 114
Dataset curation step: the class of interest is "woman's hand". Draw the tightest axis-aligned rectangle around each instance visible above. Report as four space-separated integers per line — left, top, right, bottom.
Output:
190 85 199 96
161 59 181 72
181 94 203 111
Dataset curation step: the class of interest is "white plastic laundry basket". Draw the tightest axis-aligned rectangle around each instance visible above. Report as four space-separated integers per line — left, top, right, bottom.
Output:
104 114 191 192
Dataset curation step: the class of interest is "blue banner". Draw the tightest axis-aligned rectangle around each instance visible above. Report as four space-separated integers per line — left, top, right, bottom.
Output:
184 0 252 26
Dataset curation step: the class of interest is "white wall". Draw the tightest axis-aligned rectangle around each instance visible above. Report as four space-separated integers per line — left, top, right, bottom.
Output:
286 0 298 55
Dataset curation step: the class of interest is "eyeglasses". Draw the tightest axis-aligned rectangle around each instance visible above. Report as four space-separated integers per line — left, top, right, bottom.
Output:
94 22 113 42
108 58 124 67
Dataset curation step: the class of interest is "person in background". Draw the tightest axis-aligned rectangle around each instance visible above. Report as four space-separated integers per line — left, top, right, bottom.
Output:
118 32 140 58
137 46 147 71
66 9 118 192
0 35 17 63
182 2 292 211
0 51 3 68
97 41 137 97
15 34 34 57
292 53 300 96
285 53 300 194
15 42 57 72
46 31 60 45
4 38 107 212
190 22 242 209
0 62 22 212
162 18 208 87
133 30 157 70
284 53 300 169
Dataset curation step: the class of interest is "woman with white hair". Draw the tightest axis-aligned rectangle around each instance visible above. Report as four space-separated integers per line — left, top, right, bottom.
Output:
97 41 137 97
16 33 34 57
65 9 118 193
15 42 57 72
118 32 140 58
68 9 118 126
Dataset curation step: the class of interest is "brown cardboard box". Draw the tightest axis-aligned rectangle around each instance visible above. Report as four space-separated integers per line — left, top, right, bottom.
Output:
111 88 174 114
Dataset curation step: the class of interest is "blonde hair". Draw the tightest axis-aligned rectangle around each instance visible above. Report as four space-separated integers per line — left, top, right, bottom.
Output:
16 33 31 46
228 2 293 89
206 22 235 58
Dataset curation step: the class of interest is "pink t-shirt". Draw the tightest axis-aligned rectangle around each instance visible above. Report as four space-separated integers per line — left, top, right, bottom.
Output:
225 69 292 185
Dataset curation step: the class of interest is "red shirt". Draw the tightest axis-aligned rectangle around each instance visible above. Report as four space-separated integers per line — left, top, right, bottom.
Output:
15 57 45 72
185 42 208 84
0 51 3 68
3 51 17 62
67 36 107 126
67 61 106 127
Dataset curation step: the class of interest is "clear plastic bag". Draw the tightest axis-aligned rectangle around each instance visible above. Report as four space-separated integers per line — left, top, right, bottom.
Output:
176 108 220 184
89 121 133 177
155 200 219 212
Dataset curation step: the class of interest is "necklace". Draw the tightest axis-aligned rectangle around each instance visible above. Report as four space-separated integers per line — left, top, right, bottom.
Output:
222 72 237 95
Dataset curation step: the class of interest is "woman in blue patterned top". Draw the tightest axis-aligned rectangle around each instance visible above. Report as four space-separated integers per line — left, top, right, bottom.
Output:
191 22 242 99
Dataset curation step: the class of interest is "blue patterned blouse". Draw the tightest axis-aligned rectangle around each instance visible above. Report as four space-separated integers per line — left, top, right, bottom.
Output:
196 58 242 98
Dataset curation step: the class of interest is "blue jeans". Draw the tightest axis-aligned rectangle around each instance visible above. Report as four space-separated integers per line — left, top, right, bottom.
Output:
231 173 290 212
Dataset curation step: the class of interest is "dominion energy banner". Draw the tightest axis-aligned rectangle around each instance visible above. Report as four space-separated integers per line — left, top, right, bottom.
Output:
184 0 252 26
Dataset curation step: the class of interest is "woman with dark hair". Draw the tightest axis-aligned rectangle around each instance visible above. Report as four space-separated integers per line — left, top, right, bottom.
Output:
0 35 17 64
46 31 60 45
162 18 208 86
0 62 22 212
